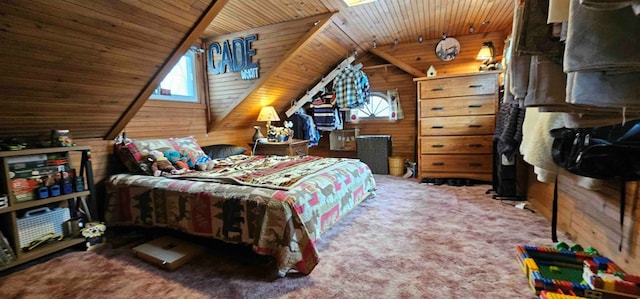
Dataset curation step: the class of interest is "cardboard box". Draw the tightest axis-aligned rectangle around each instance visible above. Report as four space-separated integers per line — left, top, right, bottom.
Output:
132 236 204 271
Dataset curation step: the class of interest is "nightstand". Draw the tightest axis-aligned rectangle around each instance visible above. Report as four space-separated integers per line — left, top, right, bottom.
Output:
252 139 309 156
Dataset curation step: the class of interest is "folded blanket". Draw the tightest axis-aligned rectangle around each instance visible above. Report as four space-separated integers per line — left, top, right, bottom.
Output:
519 108 565 183
548 0 570 22
562 111 640 128
517 0 564 55
564 1 640 73
566 71 640 108
580 0 640 14
524 56 568 107
509 55 532 101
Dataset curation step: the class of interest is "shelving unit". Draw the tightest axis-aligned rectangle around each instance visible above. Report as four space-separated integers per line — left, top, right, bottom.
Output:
0 146 95 271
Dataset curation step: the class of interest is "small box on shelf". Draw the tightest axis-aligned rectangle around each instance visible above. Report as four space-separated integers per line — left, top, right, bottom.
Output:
329 129 360 151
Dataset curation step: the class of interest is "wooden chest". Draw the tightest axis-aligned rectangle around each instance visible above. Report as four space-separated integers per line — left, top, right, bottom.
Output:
414 71 500 182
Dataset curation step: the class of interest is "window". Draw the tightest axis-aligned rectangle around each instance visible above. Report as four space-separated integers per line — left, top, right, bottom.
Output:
355 92 390 119
150 50 199 102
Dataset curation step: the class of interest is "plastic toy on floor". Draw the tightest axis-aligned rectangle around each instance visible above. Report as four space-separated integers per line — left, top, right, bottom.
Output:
516 243 640 298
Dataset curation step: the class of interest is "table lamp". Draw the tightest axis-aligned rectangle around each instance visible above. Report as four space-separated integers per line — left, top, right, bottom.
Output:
476 41 496 71
256 106 280 141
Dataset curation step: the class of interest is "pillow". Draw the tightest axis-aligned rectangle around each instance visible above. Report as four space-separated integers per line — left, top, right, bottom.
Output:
115 136 207 174
201 144 247 159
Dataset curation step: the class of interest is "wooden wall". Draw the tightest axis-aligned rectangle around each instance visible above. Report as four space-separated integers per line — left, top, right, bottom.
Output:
527 169 640 272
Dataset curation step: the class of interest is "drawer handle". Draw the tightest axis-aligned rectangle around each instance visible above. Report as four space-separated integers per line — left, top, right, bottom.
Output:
432 162 445 166
469 163 482 167
431 107 444 111
431 125 444 129
468 124 482 128
469 84 483 88
468 104 483 108
431 144 445 148
431 87 444 91
468 144 483 148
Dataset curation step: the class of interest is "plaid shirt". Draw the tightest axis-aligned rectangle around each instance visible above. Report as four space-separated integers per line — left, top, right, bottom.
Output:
334 67 370 109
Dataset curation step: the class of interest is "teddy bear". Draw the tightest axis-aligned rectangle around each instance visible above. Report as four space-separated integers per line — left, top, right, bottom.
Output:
81 222 107 251
147 150 179 176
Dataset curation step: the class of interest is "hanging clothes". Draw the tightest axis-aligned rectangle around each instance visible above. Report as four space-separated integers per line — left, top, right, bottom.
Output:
311 93 342 131
287 109 319 146
333 66 370 109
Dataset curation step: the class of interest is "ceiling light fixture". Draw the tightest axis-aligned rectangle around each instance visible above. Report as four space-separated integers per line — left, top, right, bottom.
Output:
418 35 423 43
372 39 377 48
343 0 377 7
394 38 398 48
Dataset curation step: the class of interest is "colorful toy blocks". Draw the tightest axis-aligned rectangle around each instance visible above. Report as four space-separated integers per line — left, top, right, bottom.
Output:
517 245 640 299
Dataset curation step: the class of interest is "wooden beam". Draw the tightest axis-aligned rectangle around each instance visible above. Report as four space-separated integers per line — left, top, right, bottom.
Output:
368 48 426 78
208 11 337 132
106 0 229 140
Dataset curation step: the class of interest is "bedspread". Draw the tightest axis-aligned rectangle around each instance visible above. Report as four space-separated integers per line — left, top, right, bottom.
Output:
105 156 376 276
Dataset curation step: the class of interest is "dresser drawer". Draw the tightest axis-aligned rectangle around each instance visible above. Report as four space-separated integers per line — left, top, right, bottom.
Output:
420 95 496 118
419 73 497 98
420 154 492 173
420 115 495 136
420 136 493 154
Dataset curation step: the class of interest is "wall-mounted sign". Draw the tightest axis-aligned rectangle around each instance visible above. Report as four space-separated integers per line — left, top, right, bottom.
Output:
208 34 259 80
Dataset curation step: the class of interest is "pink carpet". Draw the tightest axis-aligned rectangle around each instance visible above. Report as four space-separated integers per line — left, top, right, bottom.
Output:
0 175 562 298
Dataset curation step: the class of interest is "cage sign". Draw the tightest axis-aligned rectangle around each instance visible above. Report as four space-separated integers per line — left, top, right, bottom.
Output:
208 34 259 80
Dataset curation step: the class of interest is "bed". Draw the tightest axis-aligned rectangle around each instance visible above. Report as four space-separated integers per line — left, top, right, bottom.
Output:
104 136 376 276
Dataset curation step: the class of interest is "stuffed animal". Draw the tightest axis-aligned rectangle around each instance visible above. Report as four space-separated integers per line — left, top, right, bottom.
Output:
147 150 178 176
194 155 212 171
164 149 189 172
81 222 107 251
180 150 196 169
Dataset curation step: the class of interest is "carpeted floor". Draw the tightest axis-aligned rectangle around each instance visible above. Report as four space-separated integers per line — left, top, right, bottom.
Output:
0 175 564 299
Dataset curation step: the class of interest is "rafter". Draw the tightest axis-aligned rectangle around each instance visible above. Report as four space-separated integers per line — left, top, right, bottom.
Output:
368 48 426 78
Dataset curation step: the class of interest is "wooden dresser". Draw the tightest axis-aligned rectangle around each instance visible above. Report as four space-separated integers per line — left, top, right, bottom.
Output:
414 71 500 182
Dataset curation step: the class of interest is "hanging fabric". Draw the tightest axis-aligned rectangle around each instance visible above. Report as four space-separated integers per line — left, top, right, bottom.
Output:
312 93 342 131
387 89 404 121
333 65 370 109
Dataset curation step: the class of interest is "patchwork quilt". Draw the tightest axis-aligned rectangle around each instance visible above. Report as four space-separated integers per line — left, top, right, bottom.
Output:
105 155 376 276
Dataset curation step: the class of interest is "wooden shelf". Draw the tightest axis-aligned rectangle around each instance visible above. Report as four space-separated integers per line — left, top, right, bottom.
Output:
0 146 91 158
0 146 94 272
0 191 90 214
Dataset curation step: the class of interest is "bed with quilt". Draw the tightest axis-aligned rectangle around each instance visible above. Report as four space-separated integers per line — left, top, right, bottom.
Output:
105 136 376 276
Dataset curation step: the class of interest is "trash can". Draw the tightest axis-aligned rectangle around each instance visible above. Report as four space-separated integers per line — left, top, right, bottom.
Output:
356 135 392 174
388 156 404 176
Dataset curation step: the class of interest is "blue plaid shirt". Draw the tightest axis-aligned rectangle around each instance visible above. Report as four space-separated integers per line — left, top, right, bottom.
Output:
334 67 370 109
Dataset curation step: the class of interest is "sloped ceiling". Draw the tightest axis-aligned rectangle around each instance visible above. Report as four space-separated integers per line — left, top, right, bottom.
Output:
0 0 514 140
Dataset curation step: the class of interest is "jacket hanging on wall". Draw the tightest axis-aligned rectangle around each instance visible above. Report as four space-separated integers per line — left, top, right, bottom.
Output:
549 118 640 250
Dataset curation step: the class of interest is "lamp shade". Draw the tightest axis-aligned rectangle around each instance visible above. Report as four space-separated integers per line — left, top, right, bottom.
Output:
257 106 280 122
476 42 495 61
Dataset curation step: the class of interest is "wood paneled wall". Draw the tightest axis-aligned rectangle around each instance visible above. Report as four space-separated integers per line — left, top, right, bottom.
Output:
527 169 640 272
0 0 213 140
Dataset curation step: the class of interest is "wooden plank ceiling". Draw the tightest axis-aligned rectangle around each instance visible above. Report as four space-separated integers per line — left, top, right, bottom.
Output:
0 0 514 140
